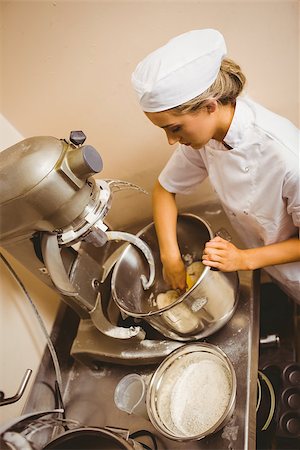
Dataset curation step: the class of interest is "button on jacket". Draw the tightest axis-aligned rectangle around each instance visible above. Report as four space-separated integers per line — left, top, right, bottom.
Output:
158 96 300 302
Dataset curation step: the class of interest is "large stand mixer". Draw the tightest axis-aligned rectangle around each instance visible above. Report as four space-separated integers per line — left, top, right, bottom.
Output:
0 131 182 366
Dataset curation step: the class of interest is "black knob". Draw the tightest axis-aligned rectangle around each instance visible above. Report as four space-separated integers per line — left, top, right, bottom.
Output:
66 145 103 179
82 145 103 174
289 369 300 386
279 411 300 437
69 130 87 146
286 417 300 435
283 364 300 386
287 392 300 409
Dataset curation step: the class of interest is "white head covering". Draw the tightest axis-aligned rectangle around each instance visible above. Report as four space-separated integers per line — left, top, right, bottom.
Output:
131 29 227 112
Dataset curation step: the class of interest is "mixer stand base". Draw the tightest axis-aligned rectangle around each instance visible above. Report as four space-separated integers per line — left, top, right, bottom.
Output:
71 319 183 367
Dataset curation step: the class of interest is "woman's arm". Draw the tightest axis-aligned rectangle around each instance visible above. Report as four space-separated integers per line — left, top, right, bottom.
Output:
152 180 186 290
202 236 300 271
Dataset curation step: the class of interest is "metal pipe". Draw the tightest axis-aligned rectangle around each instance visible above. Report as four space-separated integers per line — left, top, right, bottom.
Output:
0 369 32 406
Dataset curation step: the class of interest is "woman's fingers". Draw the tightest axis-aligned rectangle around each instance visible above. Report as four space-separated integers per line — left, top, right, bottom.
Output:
205 236 228 249
162 261 186 291
202 249 223 261
202 238 246 271
202 259 220 269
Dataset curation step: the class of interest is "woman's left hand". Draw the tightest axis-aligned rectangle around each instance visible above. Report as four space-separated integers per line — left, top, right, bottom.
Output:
202 236 248 271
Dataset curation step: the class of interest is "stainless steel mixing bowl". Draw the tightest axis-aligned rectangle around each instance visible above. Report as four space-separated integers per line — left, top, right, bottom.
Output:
111 213 239 341
146 343 237 441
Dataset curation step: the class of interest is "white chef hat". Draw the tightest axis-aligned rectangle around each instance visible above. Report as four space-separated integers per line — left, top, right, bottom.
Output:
131 29 227 112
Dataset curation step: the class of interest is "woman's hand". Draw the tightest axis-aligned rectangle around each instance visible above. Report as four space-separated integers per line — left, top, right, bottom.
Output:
202 235 300 272
202 236 248 271
152 181 187 290
162 255 186 291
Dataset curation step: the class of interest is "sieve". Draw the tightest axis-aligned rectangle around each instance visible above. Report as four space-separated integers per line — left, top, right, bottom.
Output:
146 342 236 441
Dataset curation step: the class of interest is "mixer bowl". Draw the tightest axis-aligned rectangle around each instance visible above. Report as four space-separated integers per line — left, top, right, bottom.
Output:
111 213 239 341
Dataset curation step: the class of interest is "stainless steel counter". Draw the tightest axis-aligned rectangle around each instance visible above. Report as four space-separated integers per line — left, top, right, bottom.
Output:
23 203 260 450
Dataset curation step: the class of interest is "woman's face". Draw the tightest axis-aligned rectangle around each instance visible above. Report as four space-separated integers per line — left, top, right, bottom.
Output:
145 104 219 149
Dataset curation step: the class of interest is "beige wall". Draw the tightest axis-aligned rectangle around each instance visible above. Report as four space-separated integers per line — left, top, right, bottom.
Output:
0 250 61 425
1 0 299 227
0 116 61 424
0 0 299 424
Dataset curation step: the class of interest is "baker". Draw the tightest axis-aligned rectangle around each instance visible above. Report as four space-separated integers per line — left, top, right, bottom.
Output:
131 28 300 303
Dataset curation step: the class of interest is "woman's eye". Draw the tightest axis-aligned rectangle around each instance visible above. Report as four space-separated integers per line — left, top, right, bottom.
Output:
171 126 181 133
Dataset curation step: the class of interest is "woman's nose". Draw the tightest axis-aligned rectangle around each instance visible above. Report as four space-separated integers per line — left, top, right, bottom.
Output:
166 132 179 145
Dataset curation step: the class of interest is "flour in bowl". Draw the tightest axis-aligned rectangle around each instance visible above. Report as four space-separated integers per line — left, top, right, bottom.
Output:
156 290 199 334
169 359 231 436
186 260 204 286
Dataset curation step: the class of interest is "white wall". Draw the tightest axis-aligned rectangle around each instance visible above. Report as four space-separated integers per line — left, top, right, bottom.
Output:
0 115 61 424
0 115 23 151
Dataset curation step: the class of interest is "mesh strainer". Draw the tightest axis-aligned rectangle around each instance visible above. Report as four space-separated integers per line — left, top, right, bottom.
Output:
146 342 236 441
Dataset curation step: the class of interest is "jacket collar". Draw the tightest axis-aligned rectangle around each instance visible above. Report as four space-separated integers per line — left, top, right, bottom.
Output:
223 95 255 149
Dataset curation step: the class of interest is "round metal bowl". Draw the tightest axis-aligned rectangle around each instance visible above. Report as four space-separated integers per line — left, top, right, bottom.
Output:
146 343 236 441
43 427 143 449
112 213 239 341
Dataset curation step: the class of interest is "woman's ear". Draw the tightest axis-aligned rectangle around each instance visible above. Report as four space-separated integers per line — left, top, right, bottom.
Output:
206 100 218 114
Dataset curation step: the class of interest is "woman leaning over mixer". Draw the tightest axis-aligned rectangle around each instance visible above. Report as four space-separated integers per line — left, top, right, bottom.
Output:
131 29 300 303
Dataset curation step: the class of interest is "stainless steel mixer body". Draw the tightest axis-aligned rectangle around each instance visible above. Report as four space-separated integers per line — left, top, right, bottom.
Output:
0 132 177 364
0 131 240 366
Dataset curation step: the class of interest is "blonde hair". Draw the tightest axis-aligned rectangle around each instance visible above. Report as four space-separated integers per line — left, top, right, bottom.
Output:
172 58 246 113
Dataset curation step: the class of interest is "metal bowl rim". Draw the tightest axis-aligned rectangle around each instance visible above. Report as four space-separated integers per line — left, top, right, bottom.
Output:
111 213 232 317
146 342 237 441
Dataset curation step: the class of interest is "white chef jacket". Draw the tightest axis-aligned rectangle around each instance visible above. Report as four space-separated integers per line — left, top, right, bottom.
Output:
158 95 300 303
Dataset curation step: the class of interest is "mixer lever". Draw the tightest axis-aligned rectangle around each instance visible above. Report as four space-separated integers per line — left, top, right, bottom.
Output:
41 233 78 297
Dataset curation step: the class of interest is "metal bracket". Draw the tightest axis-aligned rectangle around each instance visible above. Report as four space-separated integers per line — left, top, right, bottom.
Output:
0 369 32 407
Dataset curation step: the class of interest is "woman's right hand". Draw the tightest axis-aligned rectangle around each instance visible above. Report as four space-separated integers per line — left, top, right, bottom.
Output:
152 180 186 290
162 255 186 292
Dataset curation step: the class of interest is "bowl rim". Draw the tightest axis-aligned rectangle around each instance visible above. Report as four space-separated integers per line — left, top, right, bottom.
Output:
137 213 214 299
146 342 237 441
111 213 236 317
